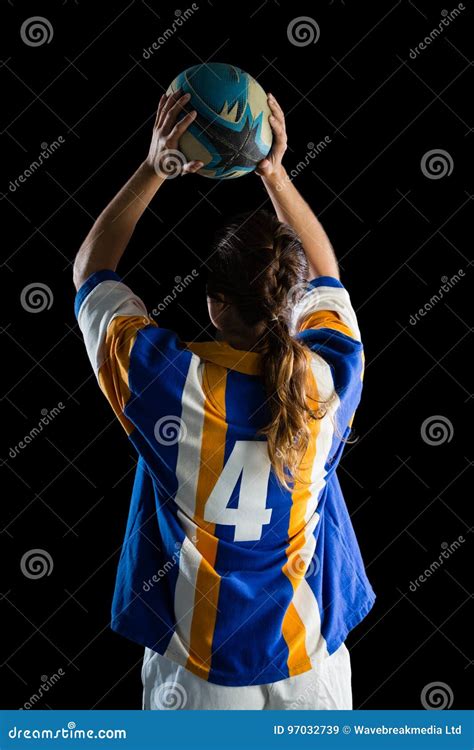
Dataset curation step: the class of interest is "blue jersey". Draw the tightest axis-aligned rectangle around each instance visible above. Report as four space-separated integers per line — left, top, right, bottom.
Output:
75 270 375 687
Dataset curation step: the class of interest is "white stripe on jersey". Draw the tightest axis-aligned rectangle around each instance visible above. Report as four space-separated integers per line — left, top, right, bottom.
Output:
164 519 202 664
293 514 329 666
164 356 206 664
305 353 340 522
77 280 148 376
292 284 361 342
290 354 337 666
173 356 206 519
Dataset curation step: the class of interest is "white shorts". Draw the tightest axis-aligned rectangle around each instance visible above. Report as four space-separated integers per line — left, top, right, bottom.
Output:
142 643 352 710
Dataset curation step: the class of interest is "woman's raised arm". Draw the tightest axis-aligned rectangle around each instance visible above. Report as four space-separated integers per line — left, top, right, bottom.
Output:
257 94 339 280
73 90 203 290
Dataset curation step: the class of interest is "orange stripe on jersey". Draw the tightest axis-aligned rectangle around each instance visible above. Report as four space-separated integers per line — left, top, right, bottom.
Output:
186 340 262 375
299 310 355 340
281 367 321 675
185 362 227 679
98 314 156 435
282 602 311 673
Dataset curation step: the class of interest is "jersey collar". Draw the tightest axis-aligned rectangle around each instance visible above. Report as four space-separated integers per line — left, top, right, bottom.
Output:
185 340 262 375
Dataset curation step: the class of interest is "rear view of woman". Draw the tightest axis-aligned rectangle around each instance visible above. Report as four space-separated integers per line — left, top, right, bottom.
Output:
73 89 376 710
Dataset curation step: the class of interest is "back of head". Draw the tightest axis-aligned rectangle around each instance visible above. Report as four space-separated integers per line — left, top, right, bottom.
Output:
207 210 325 489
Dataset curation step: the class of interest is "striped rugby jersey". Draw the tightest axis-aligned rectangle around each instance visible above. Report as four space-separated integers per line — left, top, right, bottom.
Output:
75 270 376 687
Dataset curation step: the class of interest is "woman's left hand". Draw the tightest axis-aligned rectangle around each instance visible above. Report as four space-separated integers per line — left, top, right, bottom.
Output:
255 93 288 178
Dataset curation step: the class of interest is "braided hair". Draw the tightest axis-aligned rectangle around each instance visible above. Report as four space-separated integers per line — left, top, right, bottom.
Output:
206 209 329 489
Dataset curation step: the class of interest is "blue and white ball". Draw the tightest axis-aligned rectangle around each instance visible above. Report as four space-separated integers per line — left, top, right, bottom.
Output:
166 63 273 179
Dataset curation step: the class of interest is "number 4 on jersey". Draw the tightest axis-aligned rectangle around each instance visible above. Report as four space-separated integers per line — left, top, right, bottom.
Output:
204 441 273 542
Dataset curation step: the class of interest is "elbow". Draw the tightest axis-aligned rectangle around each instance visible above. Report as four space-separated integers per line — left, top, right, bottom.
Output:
72 247 93 291
72 269 83 292
72 254 85 292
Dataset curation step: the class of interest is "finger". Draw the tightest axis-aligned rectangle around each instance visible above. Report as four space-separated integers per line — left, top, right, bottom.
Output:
269 114 285 139
154 94 167 126
156 93 172 129
255 158 271 176
158 89 184 128
181 160 204 175
268 93 284 117
268 99 286 138
169 109 198 141
267 93 283 112
162 93 192 135
267 99 285 129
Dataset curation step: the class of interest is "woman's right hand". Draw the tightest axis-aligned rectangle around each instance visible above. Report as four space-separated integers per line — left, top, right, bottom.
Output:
255 94 288 179
146 90 204 177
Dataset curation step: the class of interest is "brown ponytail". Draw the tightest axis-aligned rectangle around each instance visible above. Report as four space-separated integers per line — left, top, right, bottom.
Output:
207 210 329 489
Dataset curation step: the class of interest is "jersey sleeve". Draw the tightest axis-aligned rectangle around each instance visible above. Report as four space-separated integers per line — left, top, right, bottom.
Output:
74 270 159 433
292 276 361 342
292 276 364 439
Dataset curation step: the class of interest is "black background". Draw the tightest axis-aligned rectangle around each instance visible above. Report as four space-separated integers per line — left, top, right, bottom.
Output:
1 0 472 711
